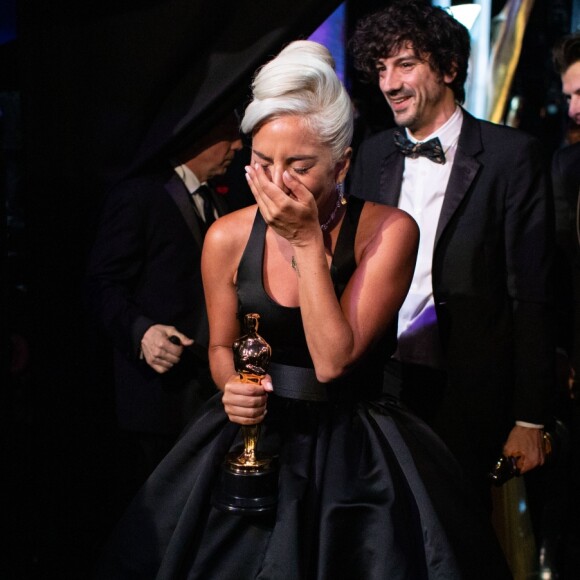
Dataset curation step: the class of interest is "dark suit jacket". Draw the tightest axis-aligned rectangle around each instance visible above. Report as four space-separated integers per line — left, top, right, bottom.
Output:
351 109 555 468
553 141 580 251
86 168 228 435
552 142 580 368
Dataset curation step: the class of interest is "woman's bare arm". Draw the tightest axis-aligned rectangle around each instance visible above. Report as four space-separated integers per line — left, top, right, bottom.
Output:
295 200 418 381
202 208 273 424
247 165 418 382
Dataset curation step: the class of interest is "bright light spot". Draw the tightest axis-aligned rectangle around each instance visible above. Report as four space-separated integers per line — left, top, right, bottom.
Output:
447 4 482 30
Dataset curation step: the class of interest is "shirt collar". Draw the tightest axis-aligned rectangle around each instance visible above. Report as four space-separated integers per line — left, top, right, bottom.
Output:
173 162 202 194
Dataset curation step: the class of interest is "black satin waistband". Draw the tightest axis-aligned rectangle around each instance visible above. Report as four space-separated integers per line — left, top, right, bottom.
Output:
268 362 329 402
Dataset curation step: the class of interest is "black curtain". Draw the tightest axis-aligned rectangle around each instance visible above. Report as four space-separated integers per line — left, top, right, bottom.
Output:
20 0 343 183
9 1 341 576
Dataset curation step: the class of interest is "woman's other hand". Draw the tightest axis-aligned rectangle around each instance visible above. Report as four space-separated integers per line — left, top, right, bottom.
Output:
221 373 274 425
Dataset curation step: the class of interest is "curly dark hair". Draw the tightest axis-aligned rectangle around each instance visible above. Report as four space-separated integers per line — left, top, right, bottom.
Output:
552 32 580 74
349 0 471 104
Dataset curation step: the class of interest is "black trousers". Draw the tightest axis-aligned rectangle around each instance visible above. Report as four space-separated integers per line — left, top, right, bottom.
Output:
383 359 492 510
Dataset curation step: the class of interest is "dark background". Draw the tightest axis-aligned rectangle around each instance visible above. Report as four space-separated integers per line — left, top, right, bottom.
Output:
2 0 578 577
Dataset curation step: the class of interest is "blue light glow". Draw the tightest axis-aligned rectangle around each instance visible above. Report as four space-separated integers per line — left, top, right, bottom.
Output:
309 3 346 84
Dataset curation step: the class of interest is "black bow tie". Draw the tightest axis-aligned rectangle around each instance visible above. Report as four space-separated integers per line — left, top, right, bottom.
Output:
393 131 446 164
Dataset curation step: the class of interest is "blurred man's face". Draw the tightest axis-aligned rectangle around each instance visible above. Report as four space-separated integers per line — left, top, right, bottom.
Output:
185 115 243 182
562 60 580 126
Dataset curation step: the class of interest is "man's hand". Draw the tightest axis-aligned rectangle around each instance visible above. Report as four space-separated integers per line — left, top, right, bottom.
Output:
140 324 193 374
503 424 546 474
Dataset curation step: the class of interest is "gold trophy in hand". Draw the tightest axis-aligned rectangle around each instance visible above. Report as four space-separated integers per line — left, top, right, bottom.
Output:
212 313 278 514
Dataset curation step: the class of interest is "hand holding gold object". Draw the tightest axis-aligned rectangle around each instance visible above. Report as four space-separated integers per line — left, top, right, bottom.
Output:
230 313 272 470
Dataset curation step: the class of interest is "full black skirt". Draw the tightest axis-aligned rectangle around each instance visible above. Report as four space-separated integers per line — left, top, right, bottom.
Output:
95 393 511 579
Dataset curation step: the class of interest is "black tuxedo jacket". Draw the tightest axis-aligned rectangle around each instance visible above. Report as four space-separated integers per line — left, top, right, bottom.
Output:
351 109 555 462
552 142 580 367
86 168 228 435
552 141 580 249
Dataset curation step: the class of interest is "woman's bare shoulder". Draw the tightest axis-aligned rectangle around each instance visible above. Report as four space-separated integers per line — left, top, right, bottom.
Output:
359 200 418 237
205 204 258 249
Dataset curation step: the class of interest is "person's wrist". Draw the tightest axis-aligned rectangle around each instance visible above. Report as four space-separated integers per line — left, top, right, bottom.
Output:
290 226 323 248
515 421 544 429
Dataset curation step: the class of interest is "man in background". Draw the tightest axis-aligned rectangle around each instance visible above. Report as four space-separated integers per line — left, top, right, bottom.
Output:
349 0 554 506
86 112 242 498
553 32 580 376
551 31 580 577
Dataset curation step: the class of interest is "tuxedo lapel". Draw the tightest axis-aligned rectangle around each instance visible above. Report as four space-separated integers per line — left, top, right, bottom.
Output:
165 172 204 248
435 111 482 247
379 140 404 206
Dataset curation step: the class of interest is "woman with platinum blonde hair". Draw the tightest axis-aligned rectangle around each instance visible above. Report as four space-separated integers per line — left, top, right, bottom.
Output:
96 41 510 579
240 40 353 163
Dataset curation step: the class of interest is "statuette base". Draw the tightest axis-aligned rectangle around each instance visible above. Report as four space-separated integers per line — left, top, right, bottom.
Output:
212 452 278 515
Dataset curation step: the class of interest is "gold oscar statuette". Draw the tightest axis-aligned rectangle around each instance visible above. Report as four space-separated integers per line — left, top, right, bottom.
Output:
212 313 278 514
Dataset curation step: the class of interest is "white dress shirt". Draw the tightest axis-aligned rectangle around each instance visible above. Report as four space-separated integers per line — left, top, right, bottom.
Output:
396 106 463 369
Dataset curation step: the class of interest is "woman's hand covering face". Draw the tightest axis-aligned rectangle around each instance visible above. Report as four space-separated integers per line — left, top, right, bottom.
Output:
245 163 319 245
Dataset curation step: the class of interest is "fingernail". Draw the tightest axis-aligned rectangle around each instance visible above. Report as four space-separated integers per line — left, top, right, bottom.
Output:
263 380 273 392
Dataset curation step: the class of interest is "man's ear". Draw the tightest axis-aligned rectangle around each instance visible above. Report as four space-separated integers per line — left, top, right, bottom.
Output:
443 62 458 85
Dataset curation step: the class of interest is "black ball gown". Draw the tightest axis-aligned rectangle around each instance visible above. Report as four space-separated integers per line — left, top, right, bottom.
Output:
95 197 512 579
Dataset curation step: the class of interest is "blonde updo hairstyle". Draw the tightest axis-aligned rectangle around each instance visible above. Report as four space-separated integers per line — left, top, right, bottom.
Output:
241 40 353 163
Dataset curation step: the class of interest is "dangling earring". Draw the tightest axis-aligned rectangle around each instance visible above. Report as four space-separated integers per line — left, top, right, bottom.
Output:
336 182 347 206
